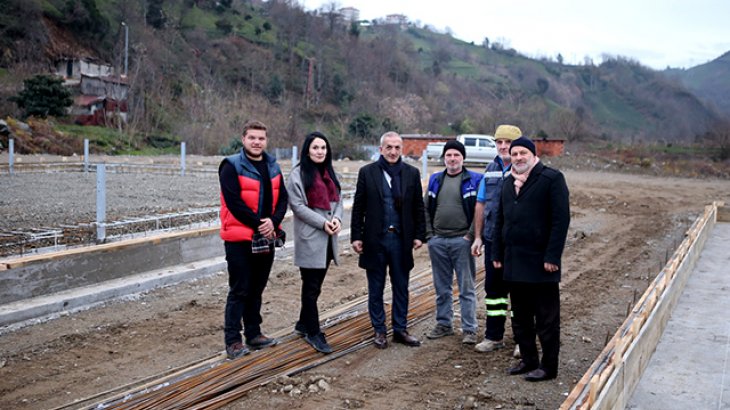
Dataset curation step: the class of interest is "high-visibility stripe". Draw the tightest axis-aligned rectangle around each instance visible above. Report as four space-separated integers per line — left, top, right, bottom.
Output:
486 310 508 317
483 171 503 178
462 191 477 199
485 298 509 305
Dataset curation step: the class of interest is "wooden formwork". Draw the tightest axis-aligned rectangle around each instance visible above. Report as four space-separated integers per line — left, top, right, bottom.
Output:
561 202 726 409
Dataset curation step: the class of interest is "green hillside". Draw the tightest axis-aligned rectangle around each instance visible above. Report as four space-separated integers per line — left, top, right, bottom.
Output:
0 0 725 155
668 51 730 117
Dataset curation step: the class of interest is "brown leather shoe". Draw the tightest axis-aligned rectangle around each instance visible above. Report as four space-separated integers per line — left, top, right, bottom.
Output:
393 330 421 347
373 332 388 349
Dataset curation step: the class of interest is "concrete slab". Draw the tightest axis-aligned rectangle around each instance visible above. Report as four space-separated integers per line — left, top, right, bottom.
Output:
627 222 730 409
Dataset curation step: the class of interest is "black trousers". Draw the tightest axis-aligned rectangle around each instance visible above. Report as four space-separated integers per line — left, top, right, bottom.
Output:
299 267 328 336
508 281 560 376
483 241 509 341
298 238 334 337
223 241 274 346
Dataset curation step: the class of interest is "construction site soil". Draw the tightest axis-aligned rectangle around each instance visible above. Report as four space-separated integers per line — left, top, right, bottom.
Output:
1 154 730 410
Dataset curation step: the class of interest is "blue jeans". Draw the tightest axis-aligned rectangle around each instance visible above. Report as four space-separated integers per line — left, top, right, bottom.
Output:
428 235 477 333
366 232 410 333
223 241 274 346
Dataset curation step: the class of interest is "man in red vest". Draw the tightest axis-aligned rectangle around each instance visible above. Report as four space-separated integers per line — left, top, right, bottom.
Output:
218 120 288 359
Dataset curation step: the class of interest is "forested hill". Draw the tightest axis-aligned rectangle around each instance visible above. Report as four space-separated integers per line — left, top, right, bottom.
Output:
666 51 730 118
0 0 724 154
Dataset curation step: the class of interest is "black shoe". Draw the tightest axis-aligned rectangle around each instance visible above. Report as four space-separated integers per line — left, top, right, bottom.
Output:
393 330 421 347
305 332 333 354
373 332 388 349
246 334 279 350
508 361 538 375
225 342 250 359
294 321 306 337
524 368 557 382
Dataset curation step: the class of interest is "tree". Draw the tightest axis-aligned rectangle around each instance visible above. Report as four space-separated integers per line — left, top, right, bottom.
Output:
62 0 109 40
215 18 233 34
146 0 166 29
552 109 584 141
266 75 283 103
348 21 360 38
11 75 73 118
348 113 377 139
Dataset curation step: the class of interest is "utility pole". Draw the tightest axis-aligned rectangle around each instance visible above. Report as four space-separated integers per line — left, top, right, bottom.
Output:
121 22 129 77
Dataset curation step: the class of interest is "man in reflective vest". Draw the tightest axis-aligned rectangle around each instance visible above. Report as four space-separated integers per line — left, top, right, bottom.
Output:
471 125 521 354
219 119 288 359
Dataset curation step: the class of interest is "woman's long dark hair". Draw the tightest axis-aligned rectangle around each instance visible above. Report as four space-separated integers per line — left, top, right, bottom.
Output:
299 131 341 193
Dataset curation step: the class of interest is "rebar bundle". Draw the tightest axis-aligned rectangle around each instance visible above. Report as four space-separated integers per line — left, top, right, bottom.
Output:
67 266 483 410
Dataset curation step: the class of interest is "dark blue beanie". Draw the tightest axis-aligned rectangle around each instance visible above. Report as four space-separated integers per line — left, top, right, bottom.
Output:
510 136 536 155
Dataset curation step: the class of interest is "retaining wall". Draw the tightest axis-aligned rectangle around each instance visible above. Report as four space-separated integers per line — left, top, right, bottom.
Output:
0 227 222 305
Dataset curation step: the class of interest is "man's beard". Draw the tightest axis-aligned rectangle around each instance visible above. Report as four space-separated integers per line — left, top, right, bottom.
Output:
512 157 534 174
244 146 262 158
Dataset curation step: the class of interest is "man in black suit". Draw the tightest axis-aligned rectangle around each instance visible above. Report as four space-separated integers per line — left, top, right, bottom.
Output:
351 131 427 349
492 136 570 382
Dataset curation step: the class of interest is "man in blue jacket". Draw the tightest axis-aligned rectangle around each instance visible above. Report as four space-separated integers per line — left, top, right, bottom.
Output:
424 140 483 344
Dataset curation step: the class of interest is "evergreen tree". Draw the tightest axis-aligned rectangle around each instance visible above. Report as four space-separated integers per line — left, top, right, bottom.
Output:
147 0 166 29
11 75 73 118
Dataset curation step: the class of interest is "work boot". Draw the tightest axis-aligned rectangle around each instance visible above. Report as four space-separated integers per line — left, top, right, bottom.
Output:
475 338 504 352
462 331 478 345
226 342 250 360
246 334 279 350
427 324 455 339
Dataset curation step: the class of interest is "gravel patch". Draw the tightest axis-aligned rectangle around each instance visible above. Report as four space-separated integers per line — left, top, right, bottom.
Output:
0 172 220 231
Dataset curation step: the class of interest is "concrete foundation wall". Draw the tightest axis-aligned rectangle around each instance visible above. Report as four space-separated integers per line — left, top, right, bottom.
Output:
0 228 222 305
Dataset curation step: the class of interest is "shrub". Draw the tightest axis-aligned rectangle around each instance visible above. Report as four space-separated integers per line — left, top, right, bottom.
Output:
10 75 72 118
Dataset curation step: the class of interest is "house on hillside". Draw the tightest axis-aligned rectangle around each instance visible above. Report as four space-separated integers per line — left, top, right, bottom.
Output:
54 58 113 85
53 58 129 127
339 7 359 21
80 74 129 101
383 14 408 26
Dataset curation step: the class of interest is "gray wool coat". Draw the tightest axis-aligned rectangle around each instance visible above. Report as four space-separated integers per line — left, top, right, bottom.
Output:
286 164 343 269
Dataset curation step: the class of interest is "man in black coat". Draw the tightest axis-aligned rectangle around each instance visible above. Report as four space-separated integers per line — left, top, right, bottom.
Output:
492 136 570 382
351 131 427 349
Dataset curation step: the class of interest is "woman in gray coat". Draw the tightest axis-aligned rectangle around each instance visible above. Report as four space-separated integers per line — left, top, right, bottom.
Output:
286 132 343 354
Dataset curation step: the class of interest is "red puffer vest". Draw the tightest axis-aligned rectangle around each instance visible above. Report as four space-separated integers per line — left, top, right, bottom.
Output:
219 151 282 241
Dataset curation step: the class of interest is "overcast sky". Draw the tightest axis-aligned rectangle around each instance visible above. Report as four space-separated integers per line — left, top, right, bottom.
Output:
299 0 730 70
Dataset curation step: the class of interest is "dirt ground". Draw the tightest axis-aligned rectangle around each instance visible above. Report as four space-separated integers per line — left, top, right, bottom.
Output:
1 157 730 410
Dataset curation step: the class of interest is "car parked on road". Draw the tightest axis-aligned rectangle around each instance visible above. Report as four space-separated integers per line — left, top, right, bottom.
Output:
426 134 498 164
